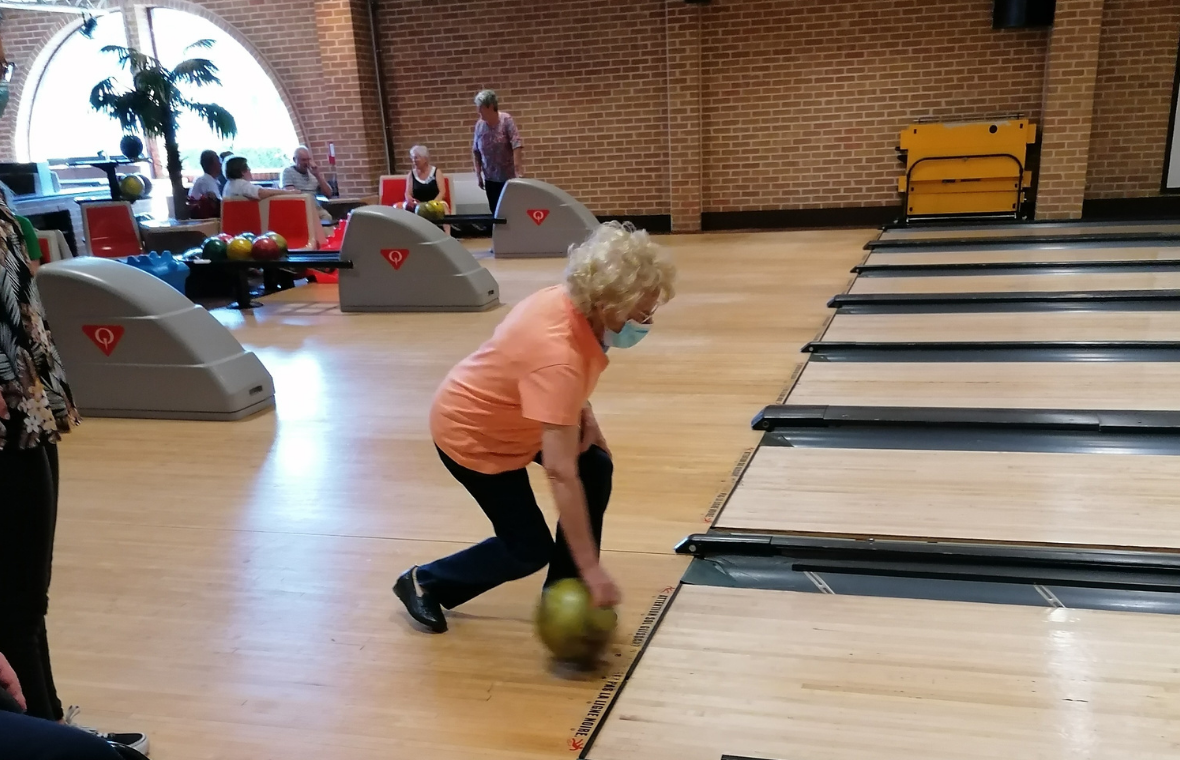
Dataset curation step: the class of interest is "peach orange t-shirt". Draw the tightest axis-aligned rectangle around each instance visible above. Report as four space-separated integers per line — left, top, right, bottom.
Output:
431 285 609 474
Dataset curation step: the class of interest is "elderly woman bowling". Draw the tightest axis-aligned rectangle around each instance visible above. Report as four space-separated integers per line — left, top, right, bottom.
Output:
393 222 676 634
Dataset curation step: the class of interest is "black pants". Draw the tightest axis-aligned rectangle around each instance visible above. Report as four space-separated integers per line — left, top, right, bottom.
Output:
485 180 506 215
0 444 63 722
0 710 124 760
416 445 612 609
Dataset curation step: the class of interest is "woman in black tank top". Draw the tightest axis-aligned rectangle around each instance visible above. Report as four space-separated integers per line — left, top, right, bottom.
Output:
404 145 450 212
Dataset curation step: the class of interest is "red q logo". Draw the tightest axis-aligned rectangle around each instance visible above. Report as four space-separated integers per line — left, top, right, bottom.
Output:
82 325 125 357
380 248 410 270
527 209 550 225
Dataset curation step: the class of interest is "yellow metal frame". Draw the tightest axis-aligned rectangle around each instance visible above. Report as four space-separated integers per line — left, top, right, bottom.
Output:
898 119 1037 219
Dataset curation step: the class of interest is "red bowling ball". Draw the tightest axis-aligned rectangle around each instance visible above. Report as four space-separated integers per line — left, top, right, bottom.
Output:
252 235 282 260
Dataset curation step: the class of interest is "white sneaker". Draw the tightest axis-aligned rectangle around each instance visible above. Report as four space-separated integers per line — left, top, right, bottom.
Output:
63 705 151 755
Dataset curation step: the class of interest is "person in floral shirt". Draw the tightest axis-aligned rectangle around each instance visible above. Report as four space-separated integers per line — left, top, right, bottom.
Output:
0 194 79 726
471 89 524 214
0 194 150 750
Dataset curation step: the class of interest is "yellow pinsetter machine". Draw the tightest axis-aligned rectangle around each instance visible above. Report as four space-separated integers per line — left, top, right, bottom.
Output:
896 116 1037 222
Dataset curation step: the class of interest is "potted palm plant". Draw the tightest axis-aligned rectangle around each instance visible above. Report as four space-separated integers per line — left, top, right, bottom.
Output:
90 40 236 221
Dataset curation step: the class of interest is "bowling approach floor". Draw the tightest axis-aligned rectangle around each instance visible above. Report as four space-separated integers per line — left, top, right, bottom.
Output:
47 230 866 760
576 224 1180 760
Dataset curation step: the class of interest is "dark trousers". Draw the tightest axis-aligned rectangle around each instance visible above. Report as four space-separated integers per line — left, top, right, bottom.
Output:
0 444 63 722
417 445 613 609
485 180 506 215
0 710 124 760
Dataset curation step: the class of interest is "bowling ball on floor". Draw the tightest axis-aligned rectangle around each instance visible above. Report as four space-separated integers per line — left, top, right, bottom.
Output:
252 235 281 260
535 578 617 666
216 233 234 244
239 232 256 241
201 236 227 261
227 235 254 260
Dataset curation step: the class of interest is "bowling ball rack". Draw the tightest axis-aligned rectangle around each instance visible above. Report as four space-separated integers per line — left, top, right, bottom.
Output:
186 249 349 310
439 214 506 225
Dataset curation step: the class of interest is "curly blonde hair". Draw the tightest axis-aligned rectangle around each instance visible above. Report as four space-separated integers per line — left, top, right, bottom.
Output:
565 222 676 319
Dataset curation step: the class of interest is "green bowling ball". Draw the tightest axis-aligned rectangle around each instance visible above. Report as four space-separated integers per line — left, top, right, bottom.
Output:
535 578 617 665
201 236 227 261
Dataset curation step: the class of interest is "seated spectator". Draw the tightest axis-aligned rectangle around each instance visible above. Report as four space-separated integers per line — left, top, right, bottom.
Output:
280 146 332 197
280 147 334 222
402 145 450 212
222 156 299 201
187 150 223 219
188 150 223 201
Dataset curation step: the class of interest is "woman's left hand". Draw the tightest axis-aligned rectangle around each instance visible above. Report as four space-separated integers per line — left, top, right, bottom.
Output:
579 405 610 456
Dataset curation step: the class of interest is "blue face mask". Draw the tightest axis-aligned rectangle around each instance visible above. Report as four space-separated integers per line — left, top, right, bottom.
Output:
604 320 651 349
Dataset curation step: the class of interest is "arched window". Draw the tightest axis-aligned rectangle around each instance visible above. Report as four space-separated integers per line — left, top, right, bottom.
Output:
22 7 299 174
25 12 131 161
148 8 299 172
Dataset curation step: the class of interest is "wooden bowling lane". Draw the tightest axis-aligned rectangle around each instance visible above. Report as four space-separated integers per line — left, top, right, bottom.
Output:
863 244 1180 266
849 271 1180 295
586 584 1180 760
878 220 1180 241
715 446 1180 550
49 230 872 759
785 361 1180 412
820 311 1180 343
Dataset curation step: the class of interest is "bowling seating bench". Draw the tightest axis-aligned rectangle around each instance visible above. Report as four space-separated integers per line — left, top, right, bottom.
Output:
185 249 350 310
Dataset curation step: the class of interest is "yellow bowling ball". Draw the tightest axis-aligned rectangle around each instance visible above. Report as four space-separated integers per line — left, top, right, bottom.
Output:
119 174 145 202
226 235 254 261
535 578 617 665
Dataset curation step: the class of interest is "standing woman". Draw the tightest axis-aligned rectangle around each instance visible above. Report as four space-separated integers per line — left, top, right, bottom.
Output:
0 155 147 752
471 89 524 214
0 29 77 732
0 27 144 751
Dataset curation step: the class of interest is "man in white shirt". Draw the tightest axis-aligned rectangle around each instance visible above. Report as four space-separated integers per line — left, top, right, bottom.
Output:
280 146 331 196
187 150 223 201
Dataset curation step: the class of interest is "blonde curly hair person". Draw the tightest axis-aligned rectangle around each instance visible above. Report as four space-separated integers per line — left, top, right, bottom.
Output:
393 222 677 636
565 222 676 342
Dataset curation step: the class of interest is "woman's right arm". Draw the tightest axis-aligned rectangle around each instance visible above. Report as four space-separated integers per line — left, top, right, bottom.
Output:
404 172 416 207
472 126 485 188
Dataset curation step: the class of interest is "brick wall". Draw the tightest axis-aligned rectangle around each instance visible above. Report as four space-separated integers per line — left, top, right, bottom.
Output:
0 0 1177 221
701 0 1049 212
0 0 389 197
312 0 389 196
1086 0 1180 199
1036 0 1105 219
376 0 670 217
667 1 702 231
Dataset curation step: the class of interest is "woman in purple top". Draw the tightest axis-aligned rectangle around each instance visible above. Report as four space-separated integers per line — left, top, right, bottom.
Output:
472 89 524 214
